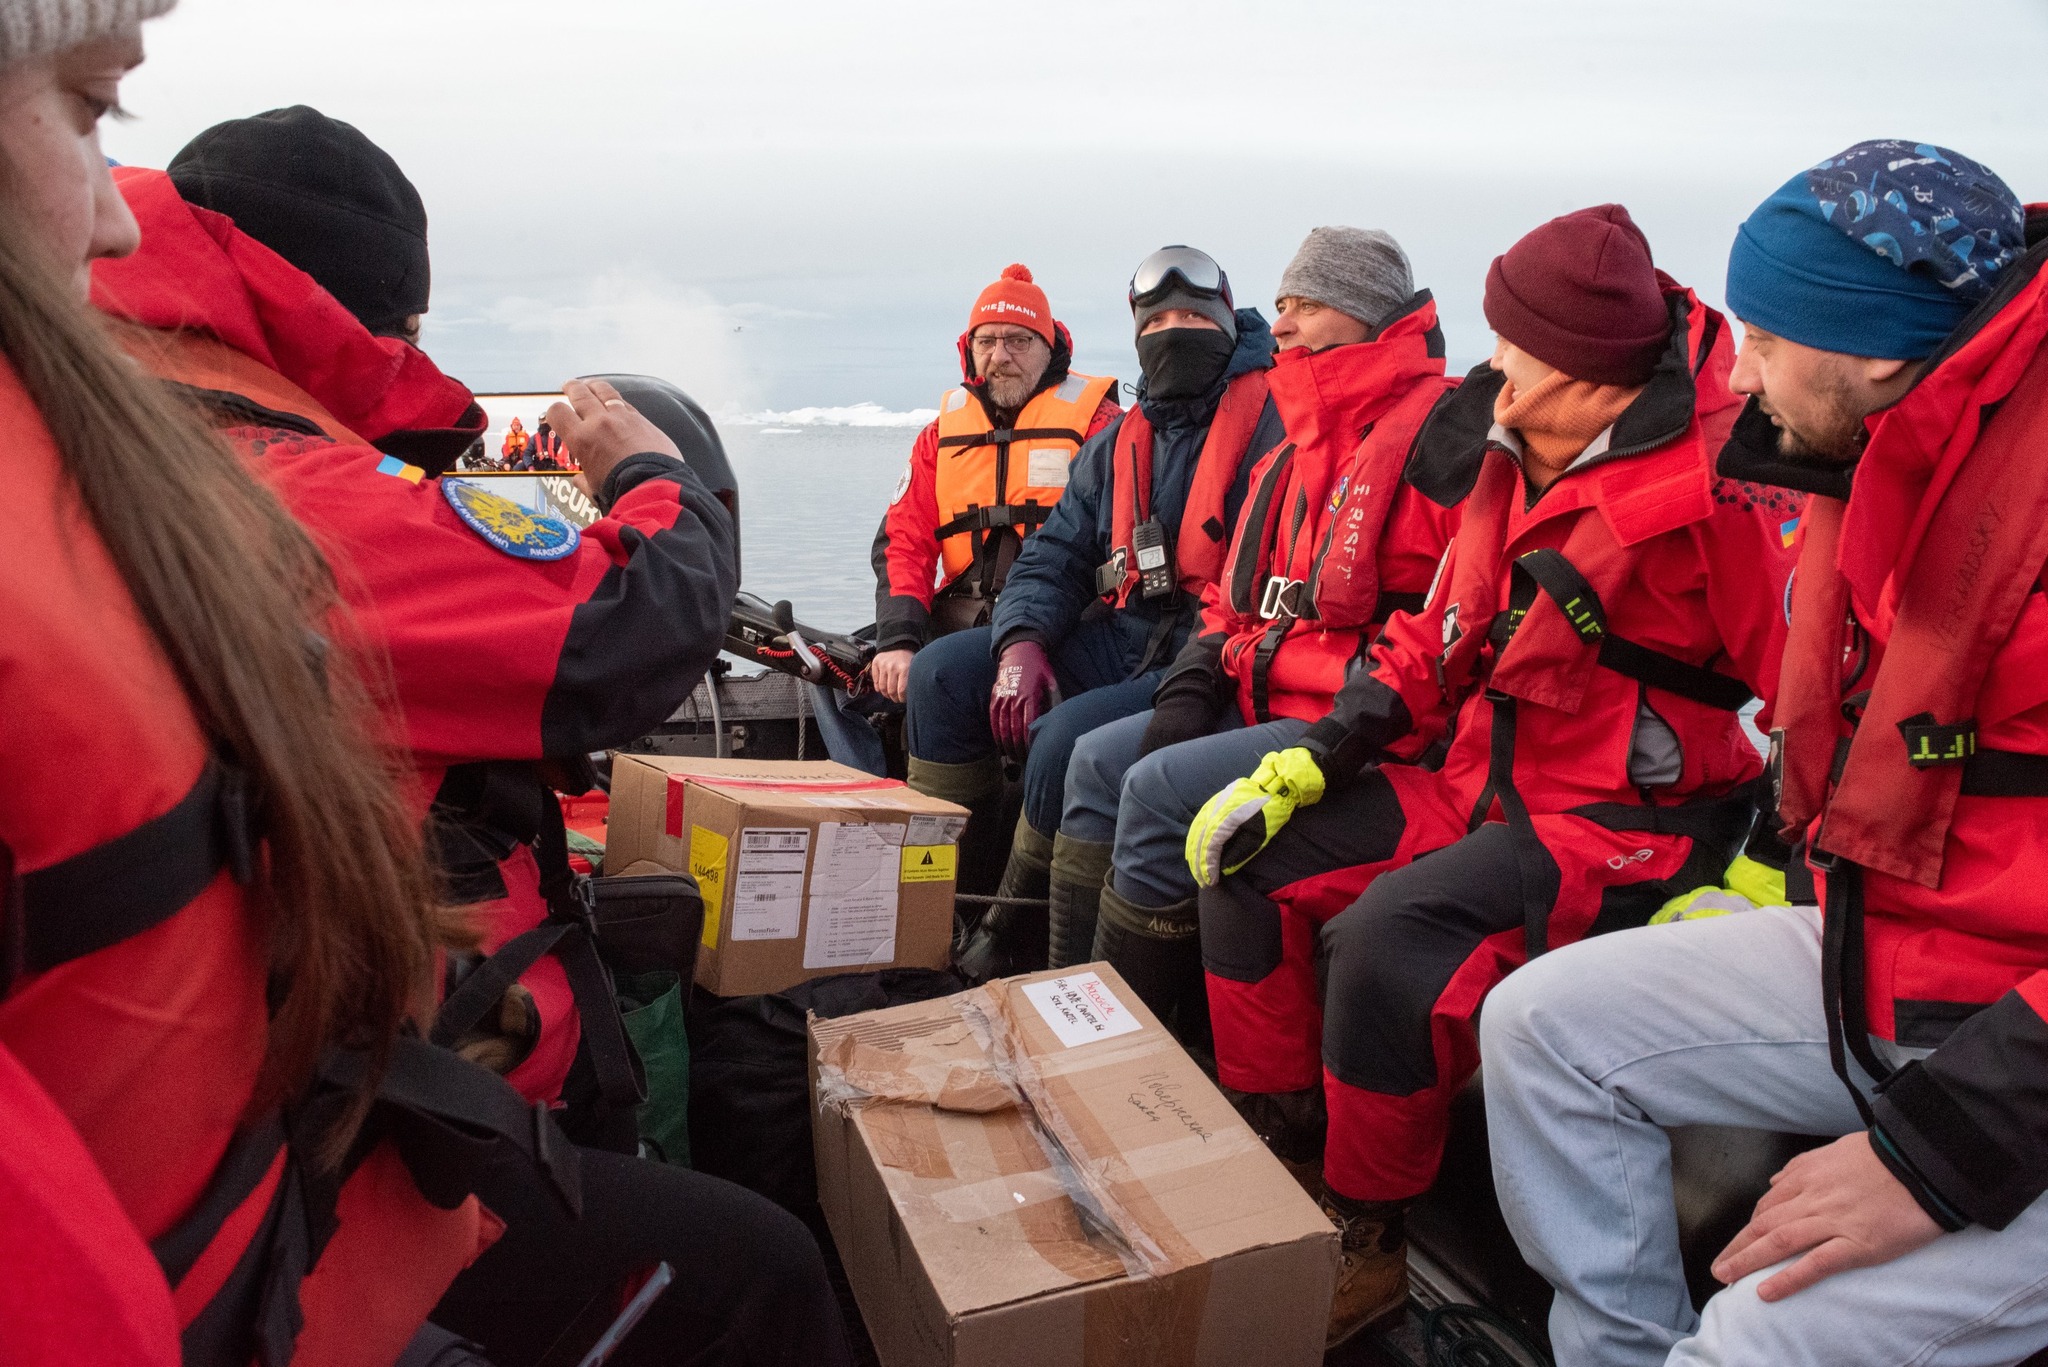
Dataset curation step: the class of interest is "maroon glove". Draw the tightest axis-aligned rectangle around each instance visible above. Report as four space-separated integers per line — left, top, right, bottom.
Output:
989 641 1058 759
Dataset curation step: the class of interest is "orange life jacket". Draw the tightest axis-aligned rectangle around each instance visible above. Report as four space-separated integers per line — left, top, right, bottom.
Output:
932 371 1116 586
1101 369 1271 607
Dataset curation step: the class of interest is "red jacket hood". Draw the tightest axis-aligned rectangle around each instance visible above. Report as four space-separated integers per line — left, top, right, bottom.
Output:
91 167 482 459
1267 294 1447 488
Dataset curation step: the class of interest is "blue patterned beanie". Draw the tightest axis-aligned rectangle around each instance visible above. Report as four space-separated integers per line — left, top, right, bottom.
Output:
1727 140 2024 359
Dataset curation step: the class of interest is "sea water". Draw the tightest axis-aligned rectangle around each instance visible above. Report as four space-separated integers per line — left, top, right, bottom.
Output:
721 421 920 634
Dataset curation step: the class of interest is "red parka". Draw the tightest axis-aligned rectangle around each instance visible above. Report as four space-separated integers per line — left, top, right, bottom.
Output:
93 169 737 1111
1757 217 2048 1233
1302 285 1794 824
1172 294 1462 725
0 354 492 1367
0 1044 179 1367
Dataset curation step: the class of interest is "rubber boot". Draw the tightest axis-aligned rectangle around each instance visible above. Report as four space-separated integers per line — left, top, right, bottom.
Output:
1221 1084 1326 1197
1092 883 1209 1047
1045 834 1113 970
906 754 1007 945
956 816 1053 983
1320 1190 1410 1347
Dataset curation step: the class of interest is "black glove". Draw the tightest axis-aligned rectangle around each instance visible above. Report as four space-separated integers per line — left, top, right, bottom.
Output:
1139 685 1220 757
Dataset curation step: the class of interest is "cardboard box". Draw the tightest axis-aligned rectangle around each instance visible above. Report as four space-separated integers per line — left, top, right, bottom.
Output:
811 964 1338 1367
606 755 967 997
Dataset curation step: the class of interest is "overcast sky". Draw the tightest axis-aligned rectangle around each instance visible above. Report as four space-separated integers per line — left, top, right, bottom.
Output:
104 0 2048 416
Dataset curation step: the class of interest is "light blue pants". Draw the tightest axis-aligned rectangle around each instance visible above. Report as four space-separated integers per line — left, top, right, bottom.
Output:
1061 708 1308 906
1480 903 2048 1367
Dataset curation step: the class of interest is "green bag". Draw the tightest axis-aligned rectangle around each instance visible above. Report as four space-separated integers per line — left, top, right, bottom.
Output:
617 971 691 1167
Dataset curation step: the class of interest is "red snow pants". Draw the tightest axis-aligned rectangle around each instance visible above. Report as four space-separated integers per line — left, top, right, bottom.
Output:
1199 762 1733 1203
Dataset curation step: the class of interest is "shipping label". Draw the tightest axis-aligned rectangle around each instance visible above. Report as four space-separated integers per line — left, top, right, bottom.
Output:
731 827 810 941
802 822 903 969
904 813 967 847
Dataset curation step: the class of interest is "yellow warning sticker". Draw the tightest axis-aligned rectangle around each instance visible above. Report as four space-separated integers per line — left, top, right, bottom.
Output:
900 844 956 884
690 825 730 947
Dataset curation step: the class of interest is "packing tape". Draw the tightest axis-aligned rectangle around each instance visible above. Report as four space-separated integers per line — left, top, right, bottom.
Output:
815 983 1250 1288
663 772 907 836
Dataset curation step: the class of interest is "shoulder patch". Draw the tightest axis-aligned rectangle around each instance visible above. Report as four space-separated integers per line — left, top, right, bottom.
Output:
442 478 581 561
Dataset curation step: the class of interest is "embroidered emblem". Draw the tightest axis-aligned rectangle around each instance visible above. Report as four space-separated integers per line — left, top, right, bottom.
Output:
1327 474 1350 513
442 478 580 561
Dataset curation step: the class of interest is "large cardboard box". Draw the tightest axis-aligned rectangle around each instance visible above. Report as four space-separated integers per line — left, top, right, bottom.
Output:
607 755 966 997
811 964 1338 1367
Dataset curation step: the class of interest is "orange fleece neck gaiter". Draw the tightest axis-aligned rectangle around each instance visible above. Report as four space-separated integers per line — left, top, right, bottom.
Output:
1494 370 1643 490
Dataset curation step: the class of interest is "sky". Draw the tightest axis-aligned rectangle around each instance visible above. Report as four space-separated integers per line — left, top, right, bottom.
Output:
104 0 2048 419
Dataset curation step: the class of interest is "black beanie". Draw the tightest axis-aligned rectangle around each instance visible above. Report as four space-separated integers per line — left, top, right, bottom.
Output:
169 105 430 336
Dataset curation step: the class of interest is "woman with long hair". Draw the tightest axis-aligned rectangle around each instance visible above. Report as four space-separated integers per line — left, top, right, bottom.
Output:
4 6 854 1365
0 7 507 1364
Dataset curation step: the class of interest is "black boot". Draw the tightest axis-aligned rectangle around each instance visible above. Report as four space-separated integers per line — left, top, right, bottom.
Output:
1045 834 1112 970
906 754 1007 946
1093 883 1209 1047
956 816 1053 982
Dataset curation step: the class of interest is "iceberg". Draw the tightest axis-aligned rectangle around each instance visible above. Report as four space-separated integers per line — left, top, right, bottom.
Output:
732 402 938 428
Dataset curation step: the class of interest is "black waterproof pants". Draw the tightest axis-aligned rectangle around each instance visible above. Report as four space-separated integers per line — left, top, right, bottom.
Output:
433 1146 855 1367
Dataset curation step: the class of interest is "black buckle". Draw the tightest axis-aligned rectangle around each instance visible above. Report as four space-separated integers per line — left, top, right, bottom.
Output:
1898 713 1976 769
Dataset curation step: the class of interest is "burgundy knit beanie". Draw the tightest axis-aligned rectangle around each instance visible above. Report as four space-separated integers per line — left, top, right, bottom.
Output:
1483 204 1671 386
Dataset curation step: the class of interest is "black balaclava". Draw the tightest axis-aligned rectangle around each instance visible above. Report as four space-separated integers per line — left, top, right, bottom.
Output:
1136 327 1235 402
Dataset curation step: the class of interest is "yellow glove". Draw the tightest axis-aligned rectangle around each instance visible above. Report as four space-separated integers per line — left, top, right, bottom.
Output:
1185 747 1326 889
1648 855 1789 925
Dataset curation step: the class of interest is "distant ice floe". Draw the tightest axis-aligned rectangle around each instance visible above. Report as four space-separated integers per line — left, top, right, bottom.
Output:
732 402 938 428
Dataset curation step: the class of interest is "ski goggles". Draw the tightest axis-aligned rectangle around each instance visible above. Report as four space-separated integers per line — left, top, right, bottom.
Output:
1129 245 1232 311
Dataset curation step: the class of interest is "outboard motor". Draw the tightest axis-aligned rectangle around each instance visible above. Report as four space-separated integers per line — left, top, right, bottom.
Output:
580 372 742 579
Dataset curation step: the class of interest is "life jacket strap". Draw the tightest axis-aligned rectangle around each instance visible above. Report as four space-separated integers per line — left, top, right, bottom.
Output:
162 1036 581 1367
933 502 1051 541
1960 747 2048 796
431 770 648 1121
1513 548 1753 712
935 426 1085 450
5 755 258 994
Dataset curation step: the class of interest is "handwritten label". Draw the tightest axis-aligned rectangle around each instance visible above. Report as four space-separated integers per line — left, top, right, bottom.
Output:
688 825 729 948
1021 972 1143 1049
1125 1071 1214 1141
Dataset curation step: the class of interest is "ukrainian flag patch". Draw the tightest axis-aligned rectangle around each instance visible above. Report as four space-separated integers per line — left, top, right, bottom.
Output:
1779 516 1800 548
442 478 580 561
376 454 425 483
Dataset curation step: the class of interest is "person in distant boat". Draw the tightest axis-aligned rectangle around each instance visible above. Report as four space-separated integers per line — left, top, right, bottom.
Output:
1484 143 2048 1367
932 246 1287 976
867 263 1120 707
1192 205 1793 1347
1056 227 1466 1032
503 413 531 465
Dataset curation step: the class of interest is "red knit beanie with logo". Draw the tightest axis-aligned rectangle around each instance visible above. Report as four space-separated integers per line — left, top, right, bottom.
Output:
968 264 1056 345
1483 204 1671 386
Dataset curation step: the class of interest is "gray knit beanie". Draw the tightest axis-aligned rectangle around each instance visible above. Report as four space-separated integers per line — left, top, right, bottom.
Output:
1276 227 1415 329
0 0 175 68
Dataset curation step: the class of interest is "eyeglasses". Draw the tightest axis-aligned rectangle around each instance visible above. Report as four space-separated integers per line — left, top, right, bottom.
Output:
970 332 1044 356
1129 245 1231 310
